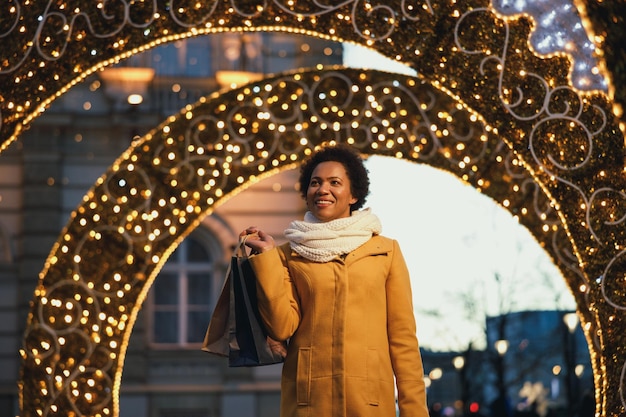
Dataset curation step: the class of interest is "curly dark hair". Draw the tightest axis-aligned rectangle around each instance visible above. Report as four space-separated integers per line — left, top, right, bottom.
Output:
298 144 370 212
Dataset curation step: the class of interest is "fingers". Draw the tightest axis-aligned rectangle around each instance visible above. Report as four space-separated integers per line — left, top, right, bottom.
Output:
240 227 259 237
267 337 288 358
257 230 275 245
240 227 275 253
242 227 272 243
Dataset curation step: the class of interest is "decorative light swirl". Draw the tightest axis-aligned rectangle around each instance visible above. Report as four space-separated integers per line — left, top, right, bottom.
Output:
1 0 158 74
168 0 221 27
587 188 626 246
23 280 112 416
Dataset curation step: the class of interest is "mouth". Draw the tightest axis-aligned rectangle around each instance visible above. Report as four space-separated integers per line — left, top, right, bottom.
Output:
314 199 333 207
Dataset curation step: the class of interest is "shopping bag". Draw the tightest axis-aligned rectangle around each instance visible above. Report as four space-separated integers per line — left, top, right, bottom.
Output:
202 236 286 366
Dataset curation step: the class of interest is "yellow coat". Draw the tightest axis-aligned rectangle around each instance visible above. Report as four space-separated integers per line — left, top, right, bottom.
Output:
249 235 430 417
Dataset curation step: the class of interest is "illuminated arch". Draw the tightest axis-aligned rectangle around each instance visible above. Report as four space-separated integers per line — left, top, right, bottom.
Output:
1 1 623 416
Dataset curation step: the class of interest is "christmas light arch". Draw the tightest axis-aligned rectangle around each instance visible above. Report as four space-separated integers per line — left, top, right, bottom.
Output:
1 1 624 416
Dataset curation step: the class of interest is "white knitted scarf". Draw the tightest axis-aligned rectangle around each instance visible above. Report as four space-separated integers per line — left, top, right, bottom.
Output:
284 208 382 263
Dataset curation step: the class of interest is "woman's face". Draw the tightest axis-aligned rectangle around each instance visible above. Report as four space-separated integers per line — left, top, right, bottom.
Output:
306 161 358 222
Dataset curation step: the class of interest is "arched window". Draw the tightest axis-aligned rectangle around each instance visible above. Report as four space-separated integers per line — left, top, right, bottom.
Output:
150 230 222 348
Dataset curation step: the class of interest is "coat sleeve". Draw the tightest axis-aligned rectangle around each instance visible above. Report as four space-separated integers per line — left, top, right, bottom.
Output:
386 239 430 417
248 245 301 341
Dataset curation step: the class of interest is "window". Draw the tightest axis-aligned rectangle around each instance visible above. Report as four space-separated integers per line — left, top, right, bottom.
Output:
151 233 219 347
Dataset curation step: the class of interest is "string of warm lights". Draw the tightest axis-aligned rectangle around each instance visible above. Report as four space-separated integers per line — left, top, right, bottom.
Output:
1 1 624 417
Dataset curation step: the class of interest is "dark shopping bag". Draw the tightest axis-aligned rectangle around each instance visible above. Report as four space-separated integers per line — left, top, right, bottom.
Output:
202 236 286 366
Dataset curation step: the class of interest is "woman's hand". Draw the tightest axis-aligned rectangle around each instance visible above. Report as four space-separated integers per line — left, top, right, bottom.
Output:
240 227 276 253
267 337 288 358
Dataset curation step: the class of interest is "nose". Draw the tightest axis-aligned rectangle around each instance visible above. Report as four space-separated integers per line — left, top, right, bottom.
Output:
317 181 330 194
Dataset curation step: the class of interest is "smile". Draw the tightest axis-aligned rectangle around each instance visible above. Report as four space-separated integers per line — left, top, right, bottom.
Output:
315 199 333 205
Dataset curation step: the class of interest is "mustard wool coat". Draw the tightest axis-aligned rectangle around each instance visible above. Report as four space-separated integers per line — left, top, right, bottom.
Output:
249 235 430 417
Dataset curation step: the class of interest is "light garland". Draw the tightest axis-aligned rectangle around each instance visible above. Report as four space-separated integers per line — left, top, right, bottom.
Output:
1 1 624 416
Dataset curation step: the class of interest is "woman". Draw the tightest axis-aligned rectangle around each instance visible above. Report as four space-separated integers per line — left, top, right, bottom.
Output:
241 144 429 417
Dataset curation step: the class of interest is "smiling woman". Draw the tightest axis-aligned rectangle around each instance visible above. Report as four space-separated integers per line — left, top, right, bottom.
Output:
364 155 577 351
241 145 430 417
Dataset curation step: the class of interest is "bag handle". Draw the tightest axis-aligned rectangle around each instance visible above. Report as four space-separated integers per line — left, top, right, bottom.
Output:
236 233 259 258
